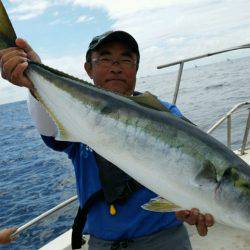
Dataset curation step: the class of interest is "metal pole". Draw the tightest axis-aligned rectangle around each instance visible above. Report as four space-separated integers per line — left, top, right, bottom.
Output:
207 102 250 134
240 110 250 155
13 195 77 236
172 62 184 105
227 115 231 149
157 43 250 69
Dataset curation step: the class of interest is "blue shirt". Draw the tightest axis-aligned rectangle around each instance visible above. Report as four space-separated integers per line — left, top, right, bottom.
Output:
41 101 183 240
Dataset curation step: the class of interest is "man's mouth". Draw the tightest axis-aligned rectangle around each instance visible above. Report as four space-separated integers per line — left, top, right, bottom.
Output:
106 79 126 83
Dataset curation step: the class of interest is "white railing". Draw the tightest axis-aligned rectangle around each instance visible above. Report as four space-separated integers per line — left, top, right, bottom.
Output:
157 43 250 105
207 102 250 154
13 195 77 236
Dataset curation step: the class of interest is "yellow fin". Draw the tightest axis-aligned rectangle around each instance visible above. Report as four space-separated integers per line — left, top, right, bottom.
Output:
142 196 181 212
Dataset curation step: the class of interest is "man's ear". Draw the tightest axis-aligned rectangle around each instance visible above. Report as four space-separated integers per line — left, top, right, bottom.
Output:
84 62 93 79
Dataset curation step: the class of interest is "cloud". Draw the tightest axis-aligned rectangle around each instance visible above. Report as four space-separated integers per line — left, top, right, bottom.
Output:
49 18 71 26
53 11 59 17
49 0 250 75
5 0 250 77
9 0 51 20
42 54 90 81
0 79 28 105
70 0 179 18
76 15 94 23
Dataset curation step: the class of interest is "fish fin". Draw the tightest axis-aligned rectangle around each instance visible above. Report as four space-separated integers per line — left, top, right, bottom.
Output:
0 1 17 49
54 120 78 142
128 92 196 126
141 196 182 212
195 160 218 185
128 91 170 112
55 126 76 142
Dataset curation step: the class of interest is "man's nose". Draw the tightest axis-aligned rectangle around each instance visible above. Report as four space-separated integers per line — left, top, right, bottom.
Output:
110 62 122 73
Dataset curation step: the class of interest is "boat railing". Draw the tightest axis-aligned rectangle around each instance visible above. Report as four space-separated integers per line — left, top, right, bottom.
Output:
207 102 250 154
157 43 250 105
13 195 77 236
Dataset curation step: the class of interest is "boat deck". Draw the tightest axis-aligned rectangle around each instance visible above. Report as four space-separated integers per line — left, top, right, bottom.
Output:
40 224 250 250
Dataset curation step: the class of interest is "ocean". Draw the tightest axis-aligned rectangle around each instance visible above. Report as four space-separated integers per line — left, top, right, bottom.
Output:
0 56 249 249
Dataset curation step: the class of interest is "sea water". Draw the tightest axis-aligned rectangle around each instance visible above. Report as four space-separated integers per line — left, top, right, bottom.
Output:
0 56 249 249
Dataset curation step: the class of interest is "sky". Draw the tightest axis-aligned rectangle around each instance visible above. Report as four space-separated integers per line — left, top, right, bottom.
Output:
0 0 250 104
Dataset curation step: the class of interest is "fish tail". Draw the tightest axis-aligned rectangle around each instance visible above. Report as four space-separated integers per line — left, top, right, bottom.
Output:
0 0 17 50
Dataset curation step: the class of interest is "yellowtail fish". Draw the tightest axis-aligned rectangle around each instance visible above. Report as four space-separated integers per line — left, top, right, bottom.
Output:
0 1 249 231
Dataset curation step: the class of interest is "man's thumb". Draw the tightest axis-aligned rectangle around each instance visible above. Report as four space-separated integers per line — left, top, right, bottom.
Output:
15 38 33 53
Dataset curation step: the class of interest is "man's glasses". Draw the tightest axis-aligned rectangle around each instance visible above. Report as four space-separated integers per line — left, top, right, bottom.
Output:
91 56 137 69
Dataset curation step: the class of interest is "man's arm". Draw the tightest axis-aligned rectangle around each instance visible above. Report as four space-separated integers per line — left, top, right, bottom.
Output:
27 93 72 152
0 38 71 152
27 92 57 137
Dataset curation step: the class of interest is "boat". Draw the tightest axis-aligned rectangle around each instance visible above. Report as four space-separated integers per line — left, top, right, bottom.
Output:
12 44 250 250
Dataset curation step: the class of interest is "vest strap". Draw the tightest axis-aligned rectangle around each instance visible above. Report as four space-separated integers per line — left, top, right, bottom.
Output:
71 190 104 249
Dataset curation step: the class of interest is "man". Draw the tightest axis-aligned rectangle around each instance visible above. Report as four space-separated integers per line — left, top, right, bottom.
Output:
0 31 214 249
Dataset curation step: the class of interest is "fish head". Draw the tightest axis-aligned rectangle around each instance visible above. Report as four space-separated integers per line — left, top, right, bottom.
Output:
215 163 250 231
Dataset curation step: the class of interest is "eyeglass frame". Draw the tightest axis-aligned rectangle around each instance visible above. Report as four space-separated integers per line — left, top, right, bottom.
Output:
90 56 138 69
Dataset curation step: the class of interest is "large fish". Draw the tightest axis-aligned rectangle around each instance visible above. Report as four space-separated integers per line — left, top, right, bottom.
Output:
0 1 249 231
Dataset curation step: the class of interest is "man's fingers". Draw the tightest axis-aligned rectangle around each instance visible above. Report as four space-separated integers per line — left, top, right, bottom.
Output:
186 208 199 225
175 210 190 221
11 62 33 89
9 227 18 241
5 227 17 234
205 213 214 227
196 214 208 236
0 47 16 58
0 49 27 75
0 48 23 62
176 208 200 225
1 49 27 65
15 38 41 63
176 208 214 237
0 227 17 244
2 56 28 82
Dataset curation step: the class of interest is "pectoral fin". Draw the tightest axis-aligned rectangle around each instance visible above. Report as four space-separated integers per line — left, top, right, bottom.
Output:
128 91 170 112
142 196 182 212
195 160 218 185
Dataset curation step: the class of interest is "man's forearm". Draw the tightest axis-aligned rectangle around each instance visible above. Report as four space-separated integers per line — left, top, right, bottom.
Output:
27 91 57 137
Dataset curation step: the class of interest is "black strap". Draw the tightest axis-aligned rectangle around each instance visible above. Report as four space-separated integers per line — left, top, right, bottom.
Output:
94 151 142 204
71 190 104 249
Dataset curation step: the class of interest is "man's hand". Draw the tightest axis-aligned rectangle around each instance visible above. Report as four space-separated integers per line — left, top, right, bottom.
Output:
176 208 214 236
0 38 41 90
0 227 17 244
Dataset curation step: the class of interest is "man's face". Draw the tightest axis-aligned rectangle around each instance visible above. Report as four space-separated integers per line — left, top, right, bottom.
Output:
84 41 137 96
